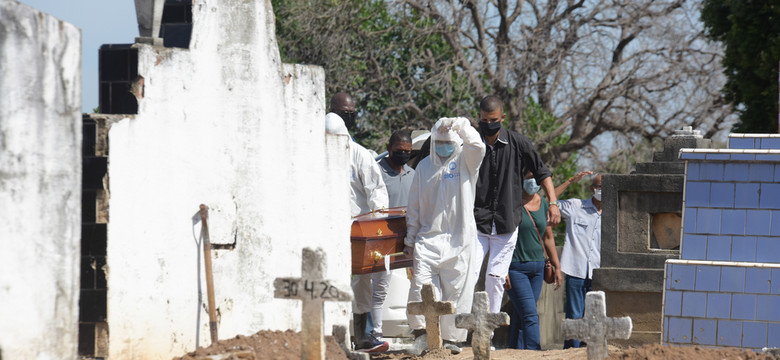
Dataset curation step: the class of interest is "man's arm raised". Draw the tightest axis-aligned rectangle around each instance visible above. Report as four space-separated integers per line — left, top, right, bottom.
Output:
554 170 593 198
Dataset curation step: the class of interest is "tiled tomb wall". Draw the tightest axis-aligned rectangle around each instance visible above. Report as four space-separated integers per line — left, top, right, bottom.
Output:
663 134 780 350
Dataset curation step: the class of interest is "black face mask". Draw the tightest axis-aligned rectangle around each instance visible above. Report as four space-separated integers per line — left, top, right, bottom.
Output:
479 121 502 136
389 151 411 166
336 111 357 131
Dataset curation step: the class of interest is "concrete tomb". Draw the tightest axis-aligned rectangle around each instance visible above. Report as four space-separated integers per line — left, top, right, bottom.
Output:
273 247 353 360
80 0 353 358
561 291 632 359
593 126 711 345
407 283 456 350
455 291 509 360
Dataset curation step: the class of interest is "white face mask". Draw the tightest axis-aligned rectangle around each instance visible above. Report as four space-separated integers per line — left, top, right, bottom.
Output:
593 188 602 201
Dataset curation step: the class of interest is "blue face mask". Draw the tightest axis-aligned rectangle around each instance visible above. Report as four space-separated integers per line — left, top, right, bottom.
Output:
435 143 456 158
523 178 540 195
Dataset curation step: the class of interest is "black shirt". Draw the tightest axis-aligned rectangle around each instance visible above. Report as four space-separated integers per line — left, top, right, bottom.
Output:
474 127 552 234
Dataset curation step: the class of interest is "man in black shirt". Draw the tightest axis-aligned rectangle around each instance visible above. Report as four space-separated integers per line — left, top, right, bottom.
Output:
473 95 561 317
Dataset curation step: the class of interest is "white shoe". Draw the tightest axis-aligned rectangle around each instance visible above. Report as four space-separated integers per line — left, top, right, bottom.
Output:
443 341 462 354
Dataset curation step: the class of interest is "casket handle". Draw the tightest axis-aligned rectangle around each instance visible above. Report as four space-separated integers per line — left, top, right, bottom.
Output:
372 251 405 263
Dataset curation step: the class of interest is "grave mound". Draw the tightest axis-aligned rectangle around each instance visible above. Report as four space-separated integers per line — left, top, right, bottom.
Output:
607 343 776 360
173 329 348 360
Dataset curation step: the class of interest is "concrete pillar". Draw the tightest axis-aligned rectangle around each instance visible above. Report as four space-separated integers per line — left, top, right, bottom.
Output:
134 0 165 45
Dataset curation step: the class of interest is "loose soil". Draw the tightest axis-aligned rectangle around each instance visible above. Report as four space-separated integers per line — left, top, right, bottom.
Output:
173 330 777 360
607 344 777 360
172 330 348 360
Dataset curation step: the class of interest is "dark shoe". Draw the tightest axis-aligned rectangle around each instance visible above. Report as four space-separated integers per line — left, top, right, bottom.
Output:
411 328 426 339
356 332 389 353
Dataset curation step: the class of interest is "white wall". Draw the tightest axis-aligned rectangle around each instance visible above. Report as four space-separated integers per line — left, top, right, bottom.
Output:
0 1 82 359
105 0 351 358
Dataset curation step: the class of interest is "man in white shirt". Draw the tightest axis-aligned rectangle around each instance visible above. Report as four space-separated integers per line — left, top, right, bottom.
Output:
553 171 601 349
326 92 390 353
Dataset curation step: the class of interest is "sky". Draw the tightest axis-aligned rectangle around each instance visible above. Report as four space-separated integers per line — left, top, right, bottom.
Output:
19 0 138 113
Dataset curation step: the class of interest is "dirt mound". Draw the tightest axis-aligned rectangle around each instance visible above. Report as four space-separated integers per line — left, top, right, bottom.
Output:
608 344 776 360
173 329 348 360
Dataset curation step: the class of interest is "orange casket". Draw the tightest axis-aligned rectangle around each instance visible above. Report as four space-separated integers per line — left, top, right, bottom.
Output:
350 207 413 274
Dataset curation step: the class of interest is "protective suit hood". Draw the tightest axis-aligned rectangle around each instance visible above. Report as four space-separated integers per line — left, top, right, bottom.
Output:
430 118 464 168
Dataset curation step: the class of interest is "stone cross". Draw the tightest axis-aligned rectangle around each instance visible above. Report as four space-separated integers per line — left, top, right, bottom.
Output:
274 248 353 360
455 291 509 360
407 283 455 350
561 291 632 359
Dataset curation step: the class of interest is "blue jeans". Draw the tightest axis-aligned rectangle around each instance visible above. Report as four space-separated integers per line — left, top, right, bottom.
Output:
564 274 592 349
506 261 544 350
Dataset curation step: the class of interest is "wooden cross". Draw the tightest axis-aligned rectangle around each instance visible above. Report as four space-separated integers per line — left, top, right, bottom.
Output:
455 291 509 360
274 247 353 360
407 283 455 350
561 291 632 359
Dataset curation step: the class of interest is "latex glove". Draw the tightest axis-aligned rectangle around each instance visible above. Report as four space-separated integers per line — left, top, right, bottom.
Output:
436 118 454 134
403 245 414 257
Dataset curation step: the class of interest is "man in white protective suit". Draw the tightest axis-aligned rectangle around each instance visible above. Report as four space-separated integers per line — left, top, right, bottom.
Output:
325 92 390 353
404 117 486 353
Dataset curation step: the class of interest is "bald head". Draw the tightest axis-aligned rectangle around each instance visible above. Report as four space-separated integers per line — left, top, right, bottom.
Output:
330 92 355 113
591 174 602 187
329 92 357 131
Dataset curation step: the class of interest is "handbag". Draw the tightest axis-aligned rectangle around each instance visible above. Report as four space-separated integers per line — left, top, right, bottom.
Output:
524 204 555 284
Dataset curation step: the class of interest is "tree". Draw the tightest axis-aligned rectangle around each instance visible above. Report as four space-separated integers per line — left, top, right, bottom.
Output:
400 0 734 166
702 1 780 133
273 0 735 166
272 0 478 150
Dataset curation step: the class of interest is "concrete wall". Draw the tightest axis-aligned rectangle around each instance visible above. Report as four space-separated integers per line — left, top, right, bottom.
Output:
105 0 351 359
0 1 82 359
663 136 780 350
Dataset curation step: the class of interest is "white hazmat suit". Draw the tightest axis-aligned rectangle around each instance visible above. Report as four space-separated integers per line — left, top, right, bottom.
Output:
326 112 389 315
405 117 485 342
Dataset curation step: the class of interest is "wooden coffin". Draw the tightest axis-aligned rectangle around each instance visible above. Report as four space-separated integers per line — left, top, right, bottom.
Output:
351 207 413 274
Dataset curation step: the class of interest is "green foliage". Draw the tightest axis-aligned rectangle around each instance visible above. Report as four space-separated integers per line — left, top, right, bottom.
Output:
271 0 478 151
701 1 780 133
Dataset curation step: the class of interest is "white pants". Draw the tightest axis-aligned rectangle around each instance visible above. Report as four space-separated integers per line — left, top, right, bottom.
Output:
475 224 518 313
351 274 373 314
351 272 391 331
406 245 476 342
370 271 391 333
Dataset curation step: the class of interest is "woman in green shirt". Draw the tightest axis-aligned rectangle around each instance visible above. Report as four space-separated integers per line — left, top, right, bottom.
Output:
505 173 562 349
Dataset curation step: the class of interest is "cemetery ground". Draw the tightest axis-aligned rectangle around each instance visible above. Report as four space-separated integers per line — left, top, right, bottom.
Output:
173 329 778 360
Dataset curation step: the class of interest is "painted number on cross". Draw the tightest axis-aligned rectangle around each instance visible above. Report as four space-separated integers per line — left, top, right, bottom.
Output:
273 278 346 300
